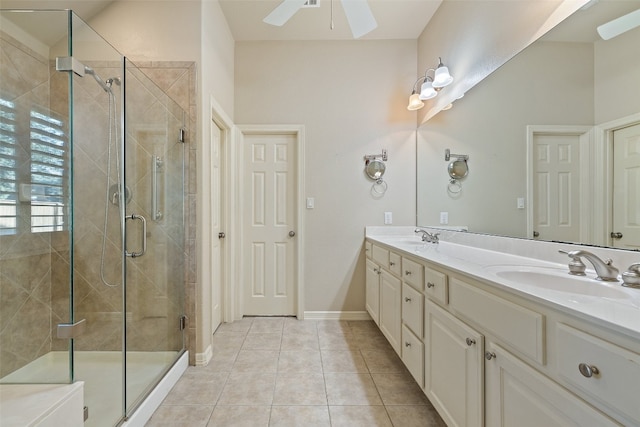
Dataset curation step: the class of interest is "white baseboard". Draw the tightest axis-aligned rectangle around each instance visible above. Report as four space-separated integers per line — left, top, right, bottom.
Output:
195 345 212 367
303 311 371 321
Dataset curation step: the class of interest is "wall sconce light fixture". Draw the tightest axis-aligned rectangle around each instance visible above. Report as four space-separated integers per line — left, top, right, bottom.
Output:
406 57 454 111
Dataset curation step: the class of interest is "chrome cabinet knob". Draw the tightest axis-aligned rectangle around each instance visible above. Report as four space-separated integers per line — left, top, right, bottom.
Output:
578 363 599 378
485 351 496 360
466 338 476 346
405 270 412 276
427 282 435 288
405 342 411 348
404 297 412 302
218 232 226 239
289 230 296 237
390 261 396 266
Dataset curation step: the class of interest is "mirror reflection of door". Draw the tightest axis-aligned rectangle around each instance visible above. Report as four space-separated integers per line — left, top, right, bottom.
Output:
532 131 586 242
612 123 640 250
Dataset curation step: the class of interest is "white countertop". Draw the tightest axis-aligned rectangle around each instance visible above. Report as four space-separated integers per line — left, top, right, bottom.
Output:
366 227 640 341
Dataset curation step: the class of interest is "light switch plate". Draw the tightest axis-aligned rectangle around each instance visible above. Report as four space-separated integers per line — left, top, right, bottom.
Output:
384 212 392 224
306 197 315 209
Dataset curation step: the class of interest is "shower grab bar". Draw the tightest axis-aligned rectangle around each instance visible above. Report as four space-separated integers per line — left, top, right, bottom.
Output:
125 214 147 258
152 156 163 221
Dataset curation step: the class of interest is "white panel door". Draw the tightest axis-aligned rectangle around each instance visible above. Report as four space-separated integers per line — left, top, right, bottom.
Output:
211 122 223 332
243 133 296 315
532 133 583 242
612 123 640 249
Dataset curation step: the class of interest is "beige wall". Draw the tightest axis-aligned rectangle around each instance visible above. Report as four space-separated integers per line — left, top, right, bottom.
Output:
594 26 640 124
234 40 417 312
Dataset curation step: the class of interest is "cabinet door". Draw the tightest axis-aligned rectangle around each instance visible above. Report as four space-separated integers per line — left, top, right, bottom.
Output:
425 300 484 427
379 270 402 355
485 342 620 427
365 259 380 325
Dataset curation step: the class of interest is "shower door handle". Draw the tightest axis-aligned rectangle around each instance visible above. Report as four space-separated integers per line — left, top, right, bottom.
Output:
125 214 147 258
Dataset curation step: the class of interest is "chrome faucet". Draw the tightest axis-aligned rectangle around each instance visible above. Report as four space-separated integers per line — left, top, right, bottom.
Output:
415 228 439 244
559 250 619 282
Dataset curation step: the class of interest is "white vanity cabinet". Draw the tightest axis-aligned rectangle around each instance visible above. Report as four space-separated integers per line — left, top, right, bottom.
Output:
364 237 637 427
365 258 381 325
485 342 620 427
425 299 484 427
379 269 401 354
365 243 402 354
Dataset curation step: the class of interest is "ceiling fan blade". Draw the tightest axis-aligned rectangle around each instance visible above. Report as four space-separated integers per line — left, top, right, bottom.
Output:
341 0 377 39
597 8 640 40
263 0 308 26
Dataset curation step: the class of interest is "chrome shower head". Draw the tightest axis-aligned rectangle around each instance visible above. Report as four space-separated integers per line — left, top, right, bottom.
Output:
84 65 113 93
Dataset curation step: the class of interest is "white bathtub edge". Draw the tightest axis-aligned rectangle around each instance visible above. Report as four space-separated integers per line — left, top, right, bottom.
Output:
121 351 188 427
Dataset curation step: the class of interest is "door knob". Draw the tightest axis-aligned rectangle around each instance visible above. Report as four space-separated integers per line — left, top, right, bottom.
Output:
611 232 623 239
218 232 226 239
289 231 296 237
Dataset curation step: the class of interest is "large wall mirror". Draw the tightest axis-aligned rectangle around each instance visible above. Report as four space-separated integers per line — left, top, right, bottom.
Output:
417 0 640 251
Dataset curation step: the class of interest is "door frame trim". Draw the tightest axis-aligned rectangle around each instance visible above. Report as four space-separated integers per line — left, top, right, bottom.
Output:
594 112 640 246
236 124 306 319
209 96 235 326
526 125 593 242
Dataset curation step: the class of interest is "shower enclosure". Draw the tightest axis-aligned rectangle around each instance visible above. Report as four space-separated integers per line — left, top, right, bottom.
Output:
0 10 187 426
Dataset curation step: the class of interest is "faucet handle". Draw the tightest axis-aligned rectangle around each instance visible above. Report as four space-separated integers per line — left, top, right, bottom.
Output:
559 250 587 276
622 263 640 288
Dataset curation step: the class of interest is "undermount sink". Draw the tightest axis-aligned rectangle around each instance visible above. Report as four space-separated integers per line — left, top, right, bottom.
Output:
485 266 631 299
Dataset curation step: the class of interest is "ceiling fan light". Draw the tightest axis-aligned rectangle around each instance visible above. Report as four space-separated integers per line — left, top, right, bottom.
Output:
407 94 425 111
433 65 453 88
419 80 437 100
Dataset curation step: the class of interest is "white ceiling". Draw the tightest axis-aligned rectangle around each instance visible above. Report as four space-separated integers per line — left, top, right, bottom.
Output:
218 0 442 41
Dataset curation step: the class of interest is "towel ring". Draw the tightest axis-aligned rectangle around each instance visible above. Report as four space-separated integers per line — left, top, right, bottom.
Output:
372 179 388 195
447 179 462 194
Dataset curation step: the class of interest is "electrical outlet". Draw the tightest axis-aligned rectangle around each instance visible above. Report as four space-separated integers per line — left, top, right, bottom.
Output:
440 211 449 225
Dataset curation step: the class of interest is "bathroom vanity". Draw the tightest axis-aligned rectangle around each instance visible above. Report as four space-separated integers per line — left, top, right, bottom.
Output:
365 227 640 427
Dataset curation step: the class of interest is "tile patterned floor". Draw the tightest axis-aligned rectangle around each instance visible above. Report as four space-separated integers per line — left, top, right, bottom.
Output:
146 317 446 426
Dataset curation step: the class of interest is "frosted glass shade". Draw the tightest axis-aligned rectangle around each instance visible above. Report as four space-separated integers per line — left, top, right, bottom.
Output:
407 93 424 111
433 66 453 88
419 80 437 100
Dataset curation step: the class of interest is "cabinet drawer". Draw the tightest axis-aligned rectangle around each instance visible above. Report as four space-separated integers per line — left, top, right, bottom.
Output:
402 257 424 290
402 283 424 338
389 251 402 277
424 265 448 305
556 323 640 423
365 241 372 259
402 324 424 388
372 245 389 269
449 277 545 364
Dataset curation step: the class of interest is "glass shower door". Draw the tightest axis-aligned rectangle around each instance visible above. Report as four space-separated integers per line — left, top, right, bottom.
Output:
122 58 186 414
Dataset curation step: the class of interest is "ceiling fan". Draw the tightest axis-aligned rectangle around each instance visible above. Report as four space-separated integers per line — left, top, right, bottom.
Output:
263 0 378 39
597 7 640 40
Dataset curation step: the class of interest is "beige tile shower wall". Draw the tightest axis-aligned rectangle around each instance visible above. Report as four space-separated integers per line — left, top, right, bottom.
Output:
0 31 57 377
63 61 196 356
